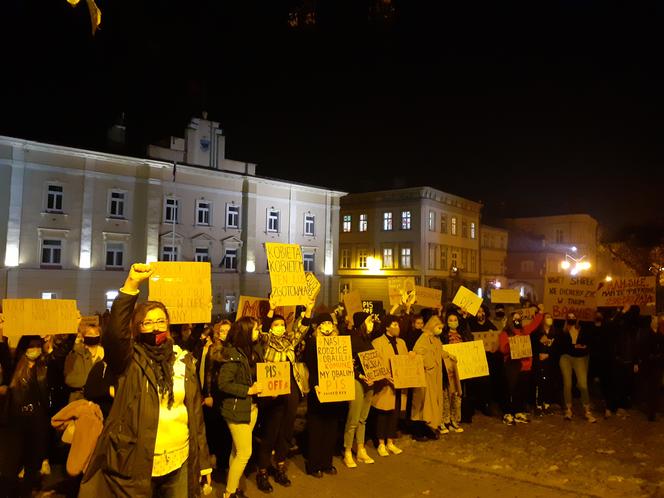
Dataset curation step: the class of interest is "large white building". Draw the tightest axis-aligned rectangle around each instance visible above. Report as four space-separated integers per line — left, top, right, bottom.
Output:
0 117 345 315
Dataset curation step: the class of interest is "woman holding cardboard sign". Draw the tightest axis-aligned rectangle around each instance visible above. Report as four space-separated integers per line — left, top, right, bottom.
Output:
79 263 212 498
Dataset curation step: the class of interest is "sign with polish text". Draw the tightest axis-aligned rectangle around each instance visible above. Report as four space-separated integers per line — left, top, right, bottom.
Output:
149 262 212 324
316 335 355 402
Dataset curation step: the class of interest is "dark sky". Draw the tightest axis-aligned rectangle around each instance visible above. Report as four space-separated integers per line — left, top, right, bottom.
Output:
2 1 663 237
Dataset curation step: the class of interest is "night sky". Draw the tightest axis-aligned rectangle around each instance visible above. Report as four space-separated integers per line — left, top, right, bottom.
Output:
2 1 663 236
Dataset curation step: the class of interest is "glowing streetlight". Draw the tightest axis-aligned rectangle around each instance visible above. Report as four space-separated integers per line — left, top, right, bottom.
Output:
366 256 381 273
605 275 613 282
561 260 571 270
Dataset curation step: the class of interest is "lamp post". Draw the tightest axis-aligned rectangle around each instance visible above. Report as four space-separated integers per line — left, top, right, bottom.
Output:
560 253 591 276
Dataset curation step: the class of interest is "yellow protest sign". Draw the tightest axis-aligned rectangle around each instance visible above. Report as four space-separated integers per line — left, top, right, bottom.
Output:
80 315 100 328
357 349 390 382
491 289 521 304
265 243 309 306
305 272 321 299
390 354 426 389
443 340 489 380
387 277 415 306
236 296 296 330
256 362 291 397
316 335 355 402
343 290 363 322
472 331 501 353
452 286 483 316
596 277 656 310
543 275 596 320
2 299 79 338
148 262 212 324
509 335 533 360
414 285 442 309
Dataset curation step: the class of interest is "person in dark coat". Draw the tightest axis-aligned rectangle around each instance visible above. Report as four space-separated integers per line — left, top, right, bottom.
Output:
79 263 211 498
639 313 664 421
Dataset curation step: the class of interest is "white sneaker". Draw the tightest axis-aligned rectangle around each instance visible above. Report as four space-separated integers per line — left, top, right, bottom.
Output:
438 424 450 434
377 444 389 457
343 450 357 468
386 442 403 455
449 422 464 433
40 459 51 476
514 412 530 424
503 414 515 426
356 448 375 464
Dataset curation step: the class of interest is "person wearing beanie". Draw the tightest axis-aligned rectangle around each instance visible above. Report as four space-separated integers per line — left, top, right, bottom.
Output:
342 312 378 468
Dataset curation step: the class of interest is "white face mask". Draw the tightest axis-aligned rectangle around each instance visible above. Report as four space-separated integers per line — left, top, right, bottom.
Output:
271 325 286 337
433 326 443 336
365 319 374 334
447 321 458 330
318 323 334 336
251 327 260 343
26 348 42 361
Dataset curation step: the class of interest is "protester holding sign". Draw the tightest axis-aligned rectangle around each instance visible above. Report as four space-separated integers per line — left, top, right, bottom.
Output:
498 306 543 426
79 263 212 498
530 313 559 416
342 312 378 468
442 311 473 345
64 324 104 403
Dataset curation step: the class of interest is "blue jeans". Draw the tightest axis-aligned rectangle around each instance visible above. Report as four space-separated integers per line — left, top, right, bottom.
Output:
343 380 373 449
151 459 188 498
559 355 590 406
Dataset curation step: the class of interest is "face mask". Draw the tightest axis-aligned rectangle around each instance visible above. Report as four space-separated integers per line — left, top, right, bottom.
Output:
365 320 374 334
566 319 576 326
434 327 443 336
252 327 260 342
140 331 169 346
477 314 485 323
319 324 334 336
544 318 553 327
512 320 522 329
271 325 286 337
496 311 505 319
26 348 42 361
447 321 458 330
84 336 101 346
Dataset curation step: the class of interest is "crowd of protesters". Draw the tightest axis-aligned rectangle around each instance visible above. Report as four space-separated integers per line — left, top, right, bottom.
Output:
0 264 663 498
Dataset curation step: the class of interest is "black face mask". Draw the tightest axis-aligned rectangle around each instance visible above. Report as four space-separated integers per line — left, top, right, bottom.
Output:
496 312 505 319
512 320 522 329
139 331 169 347
83 336 101 346
566 319 576 326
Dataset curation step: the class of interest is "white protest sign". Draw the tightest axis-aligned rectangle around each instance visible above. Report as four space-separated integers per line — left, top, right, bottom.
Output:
509 335 533 360
452 286 483 316
316 335 355 402
544 275 596 320
149 262 212 324
472 331 501 353
390 354 426 389
443 340 489 380
80 315 100 328
387 277 416 306
256 362 291 397
265 243 309 306
414 285 442 309
357 349 390 383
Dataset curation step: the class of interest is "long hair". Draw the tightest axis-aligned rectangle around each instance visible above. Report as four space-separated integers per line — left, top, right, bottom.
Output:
130 301 171 338
226 317 258 366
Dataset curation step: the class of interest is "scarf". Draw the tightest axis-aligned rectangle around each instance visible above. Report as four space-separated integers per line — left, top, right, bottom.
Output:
139 339 176 409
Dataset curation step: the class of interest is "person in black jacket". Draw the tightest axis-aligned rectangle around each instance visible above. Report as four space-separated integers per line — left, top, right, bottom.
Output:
639 313 664 421
610 305 643 413
531 313 559 415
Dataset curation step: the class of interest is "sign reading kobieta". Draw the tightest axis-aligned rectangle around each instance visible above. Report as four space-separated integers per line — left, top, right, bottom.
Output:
315 335 354 402
149 262 212 324
265 243 309 306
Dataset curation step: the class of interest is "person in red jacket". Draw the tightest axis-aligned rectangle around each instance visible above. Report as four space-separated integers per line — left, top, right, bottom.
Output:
498 305 543 425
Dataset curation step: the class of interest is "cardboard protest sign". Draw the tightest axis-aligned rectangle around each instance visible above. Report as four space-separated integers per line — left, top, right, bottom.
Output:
316 335 355 402
543 275 596 320
305 272 321 299
390 354 426 389
256 362 291 397
443 340 489 380
80 315 100 328
596 277 656 311
357 349 390 382
149 262 212 324
361 300 384 315
387 277 415 306
472 331 501 353
236 296 296 330
491 289 521 304
265 243 309 306
452 286 483 316
509 335 533 360
343 290 363 321
414 285 442 309
2 299 79 338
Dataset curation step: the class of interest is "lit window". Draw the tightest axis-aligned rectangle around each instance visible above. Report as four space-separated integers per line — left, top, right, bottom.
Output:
400 247 412 268
382 248 393 268
41 239 62 266
451 217 458 235
340 248 351 269
383 212 393 231
164 198 179 223
267 209 280 233
359 213 368 232
303 253 315 272
428 211 435 231
161 245 178 261
105 242 124 269
223 248 238 270
343 215 352 233
195 247 210 262
108 190 126 218
304 214 315 236
196 200 211 226
401 211 411 230
226 204 240 228
470 222 476 239
358 249 368 269
46 184 64 212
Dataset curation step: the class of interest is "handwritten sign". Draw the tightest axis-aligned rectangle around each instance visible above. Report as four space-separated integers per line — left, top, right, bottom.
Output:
236 296 296 330
544 275 596 320
452 286 483 316
387 277 416 306
80 315 100 328
2 299 79 338
343 290 363 321
149 262 212 324
596 277 656 310
256 362 291 397
390 354 426 389
265 243 309 306
316 335 355 402
361 300 384 315
472 331 500 353
357 349 390 382
305 272 321 299
443 340 489 380
491 289 521 304
509 335 533 360
414 285 442 309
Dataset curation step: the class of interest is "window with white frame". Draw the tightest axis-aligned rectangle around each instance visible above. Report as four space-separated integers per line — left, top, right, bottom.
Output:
451 216 458 235
225 295 237 314
105 290 118 310
342 214 352 233
470 222 476 239
359 213 368 232
267 209 280 233
303 252 315 272
108 190 126 218
462 220 469 238
382 247 393 268
195 247 210 262
451 250 459 269
196 200 211 226
223 248 238 270
440 245 448 270
164 198 179 223
226 204 240 228
46 184 64 212
304 214 315 236
105 242 124 269
41 239 62 266
440 215 447 234
383 212 393 231
428 244 436 269
401 210 411 230
400 247 412 268
340 248 351 269
358 249 368 269
161 245 178 261
428 210 436 231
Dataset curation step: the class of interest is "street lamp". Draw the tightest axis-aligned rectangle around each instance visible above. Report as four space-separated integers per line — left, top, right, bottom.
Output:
561 253 591 275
